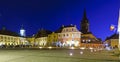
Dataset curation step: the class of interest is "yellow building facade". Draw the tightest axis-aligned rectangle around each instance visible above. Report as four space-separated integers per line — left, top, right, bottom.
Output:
105 34 119 48
35 37 48 46
47 32 58 46
26 37 35 46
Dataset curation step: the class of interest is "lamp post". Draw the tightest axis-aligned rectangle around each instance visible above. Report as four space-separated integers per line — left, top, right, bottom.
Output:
117 9 120 50
111 10 120 50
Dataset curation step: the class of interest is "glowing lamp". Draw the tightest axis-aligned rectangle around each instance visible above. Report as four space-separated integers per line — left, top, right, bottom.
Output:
69 53 73 56
80 47 85 50
110 25 115 31
39 47 43 49
48 46 52 49
80 51 83 54
89 47 93 50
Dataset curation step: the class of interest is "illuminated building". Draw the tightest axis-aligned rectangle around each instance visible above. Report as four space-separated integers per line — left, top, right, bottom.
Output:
47 32 58 46
34 28 52 46
105 33 118 49
26 36 35 47
80 9 103 48
0 27 27 47
56 24 81 47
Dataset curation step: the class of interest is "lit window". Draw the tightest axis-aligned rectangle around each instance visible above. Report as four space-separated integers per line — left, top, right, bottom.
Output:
88 39 91 42
82 40 85 42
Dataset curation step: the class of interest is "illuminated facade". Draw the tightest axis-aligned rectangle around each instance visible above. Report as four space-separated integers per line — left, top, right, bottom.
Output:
47 32 58 46
81 34 103 48
26 37 35 46
34 28 52 46
0 27 28 47
57 24 81 47
0 9 104 48
105 34 119 48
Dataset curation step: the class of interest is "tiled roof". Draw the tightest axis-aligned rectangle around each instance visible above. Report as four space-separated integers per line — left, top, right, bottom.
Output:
0 29 20 37
55 27 63 33
105 33 118 40
55 24 75 33
35 29 52 38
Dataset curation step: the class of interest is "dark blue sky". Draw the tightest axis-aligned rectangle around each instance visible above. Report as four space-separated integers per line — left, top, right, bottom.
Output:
0 0 120 41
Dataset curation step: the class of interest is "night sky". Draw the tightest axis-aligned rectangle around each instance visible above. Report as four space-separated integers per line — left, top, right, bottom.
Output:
0 0 120 41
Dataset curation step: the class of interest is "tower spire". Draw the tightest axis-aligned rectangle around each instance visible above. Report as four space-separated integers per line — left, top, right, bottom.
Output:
82 8 87 20
21 24 24 29
80 9 89 34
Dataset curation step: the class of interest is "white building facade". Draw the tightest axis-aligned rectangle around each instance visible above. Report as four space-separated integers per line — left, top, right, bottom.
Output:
58 25 81 47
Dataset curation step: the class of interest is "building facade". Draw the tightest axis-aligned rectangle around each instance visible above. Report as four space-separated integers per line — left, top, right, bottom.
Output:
0 28 28 47
47 32 58 46
57 24 81 47
105 34 119 48
34 28 52 47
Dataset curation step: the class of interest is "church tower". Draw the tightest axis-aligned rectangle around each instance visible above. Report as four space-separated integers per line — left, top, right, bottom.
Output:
20 25 26 37
80 9 90 34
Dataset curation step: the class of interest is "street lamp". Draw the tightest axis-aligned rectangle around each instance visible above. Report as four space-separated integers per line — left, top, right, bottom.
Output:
117 9 120 50
110 10 120 50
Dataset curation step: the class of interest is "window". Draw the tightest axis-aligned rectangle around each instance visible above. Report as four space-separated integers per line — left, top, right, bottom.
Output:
59 35 60 37
72 28 74 31
88 39 91 42
67 34 69 37
82 40 85 42
66 29 68 32
63 34 65 37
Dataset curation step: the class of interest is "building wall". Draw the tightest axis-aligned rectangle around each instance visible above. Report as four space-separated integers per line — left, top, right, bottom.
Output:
47 32 58 46
0 35 19 46
110 39 118 48
105 39 118 48
81 33 103 48
0 34 28 46
35 37 47 46
26 37 35 46
58 26 81 47
80 43 103 48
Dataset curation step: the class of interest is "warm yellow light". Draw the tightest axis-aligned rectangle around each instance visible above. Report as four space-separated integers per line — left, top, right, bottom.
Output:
48 46 52 49
39 47 43 49
89 47 93 50
70 47 75 49
80 47 85 50
75 41 79 46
